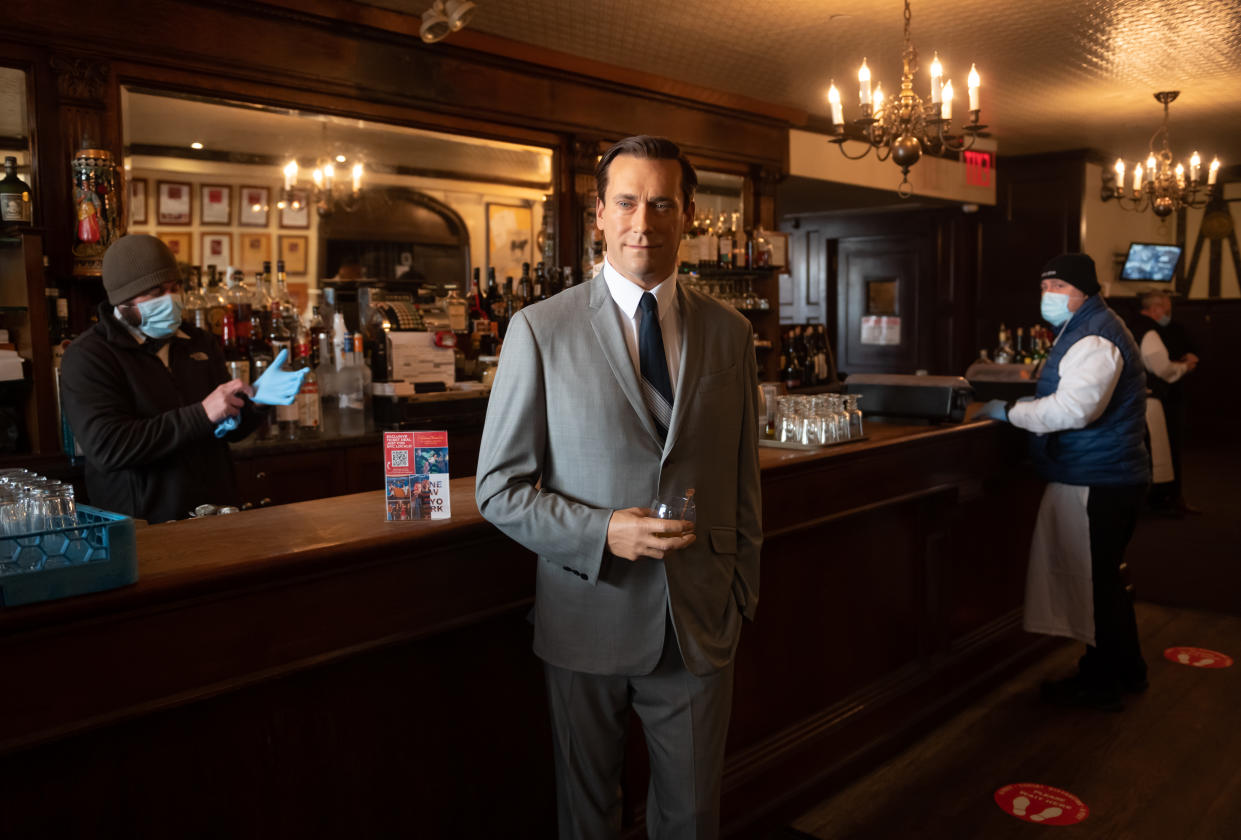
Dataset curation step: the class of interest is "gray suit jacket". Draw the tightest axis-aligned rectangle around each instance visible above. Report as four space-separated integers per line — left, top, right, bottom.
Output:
475 273 762 677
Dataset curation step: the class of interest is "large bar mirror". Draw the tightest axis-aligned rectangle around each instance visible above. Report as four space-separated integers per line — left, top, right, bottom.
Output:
120 87 555 318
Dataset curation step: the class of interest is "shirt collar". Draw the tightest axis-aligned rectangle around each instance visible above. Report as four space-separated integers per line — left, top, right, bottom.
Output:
602 256 678 319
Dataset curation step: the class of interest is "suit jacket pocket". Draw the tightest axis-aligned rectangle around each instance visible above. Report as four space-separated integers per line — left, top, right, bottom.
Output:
709 526 736 554
697 365 738 395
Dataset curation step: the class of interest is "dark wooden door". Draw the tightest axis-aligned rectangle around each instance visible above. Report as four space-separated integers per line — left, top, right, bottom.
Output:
837 235 933 375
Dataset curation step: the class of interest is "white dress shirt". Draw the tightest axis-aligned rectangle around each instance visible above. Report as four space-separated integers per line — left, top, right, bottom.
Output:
1139 329 1188 384
1008 314 1123 435
602 257 682 391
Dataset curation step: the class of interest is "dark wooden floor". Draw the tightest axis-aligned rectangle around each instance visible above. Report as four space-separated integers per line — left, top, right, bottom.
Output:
782 438 1241 840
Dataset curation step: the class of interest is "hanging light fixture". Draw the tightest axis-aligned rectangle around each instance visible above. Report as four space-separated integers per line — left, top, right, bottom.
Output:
825 0 985 197
420 0 476 43
1101 91 1220 218
279 154 364 216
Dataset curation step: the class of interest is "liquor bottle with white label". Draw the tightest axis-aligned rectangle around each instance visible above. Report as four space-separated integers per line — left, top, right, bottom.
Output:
0 156 33 225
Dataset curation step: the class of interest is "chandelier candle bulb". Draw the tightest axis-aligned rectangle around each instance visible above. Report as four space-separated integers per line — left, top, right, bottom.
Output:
1133 163 1143 193
873 83 886 117
351 162 363 193
967 64 980 111
941 80 954 121
1190 151 1200 182
1114 159 1125 185
283 160 298 191
930 53 943 104
312 168 324 188
1146 155 1157 183
1174 163 1186 188
858 58 872 106
828 83 844 125
1208 158 1219 185
323 163 335 189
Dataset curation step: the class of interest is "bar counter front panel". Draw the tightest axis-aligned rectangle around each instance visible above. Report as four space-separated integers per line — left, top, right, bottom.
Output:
0 419 1043 838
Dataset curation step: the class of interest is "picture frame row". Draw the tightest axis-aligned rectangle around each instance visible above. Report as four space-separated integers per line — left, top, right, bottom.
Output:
129 180 311 229
154 232 310 276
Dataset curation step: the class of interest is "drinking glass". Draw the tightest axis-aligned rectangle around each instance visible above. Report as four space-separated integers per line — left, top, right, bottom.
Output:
845 394 865 439
651 489 696 538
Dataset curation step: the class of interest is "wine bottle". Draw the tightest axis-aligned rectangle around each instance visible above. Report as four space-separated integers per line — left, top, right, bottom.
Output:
0 156 33 225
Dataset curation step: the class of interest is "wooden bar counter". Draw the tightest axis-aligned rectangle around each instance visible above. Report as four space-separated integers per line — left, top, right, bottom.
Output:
0 418 1044 839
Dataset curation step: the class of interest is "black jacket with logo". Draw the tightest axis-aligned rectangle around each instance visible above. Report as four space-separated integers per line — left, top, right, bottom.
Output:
60 303 256 523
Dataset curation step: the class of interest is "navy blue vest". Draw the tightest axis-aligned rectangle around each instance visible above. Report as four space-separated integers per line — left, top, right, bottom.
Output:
1030 295 1149 487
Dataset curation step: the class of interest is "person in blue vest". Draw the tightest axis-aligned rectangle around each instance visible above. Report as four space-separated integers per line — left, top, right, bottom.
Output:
977 253 1149 711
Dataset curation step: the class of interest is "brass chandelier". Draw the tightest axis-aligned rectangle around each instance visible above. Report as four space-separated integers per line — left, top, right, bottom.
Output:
1101 91 1220 218
827 0 985 197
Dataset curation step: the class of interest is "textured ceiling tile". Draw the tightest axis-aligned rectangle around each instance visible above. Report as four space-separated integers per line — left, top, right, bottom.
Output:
360 0 1241 162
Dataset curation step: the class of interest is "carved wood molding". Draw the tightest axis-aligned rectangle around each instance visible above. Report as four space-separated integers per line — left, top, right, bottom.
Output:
49 55 110 105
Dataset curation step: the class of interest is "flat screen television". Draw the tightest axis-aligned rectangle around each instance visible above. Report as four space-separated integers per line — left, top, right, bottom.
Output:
1120 242 1182 283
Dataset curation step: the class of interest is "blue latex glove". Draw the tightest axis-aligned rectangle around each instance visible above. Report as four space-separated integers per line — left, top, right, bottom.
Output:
250 349 310 406
213 414 241 438
975 398 1009 422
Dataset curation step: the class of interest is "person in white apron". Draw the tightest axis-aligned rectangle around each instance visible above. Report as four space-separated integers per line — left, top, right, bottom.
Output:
976 254 1149 711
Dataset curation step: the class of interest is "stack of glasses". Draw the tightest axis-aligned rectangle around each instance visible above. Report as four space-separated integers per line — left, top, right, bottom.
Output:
0 469 78 540
774 394 864 446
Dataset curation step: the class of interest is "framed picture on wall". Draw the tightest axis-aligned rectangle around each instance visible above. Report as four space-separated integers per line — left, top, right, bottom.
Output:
279 190 310 229
278 234 309 275
157 181 192 225
239 186 270 227
156 231 193 264
486 203 533 285
764 230 789 269
201 232 233 273
129 178 147 225
239 232 271 272
200 184 232 225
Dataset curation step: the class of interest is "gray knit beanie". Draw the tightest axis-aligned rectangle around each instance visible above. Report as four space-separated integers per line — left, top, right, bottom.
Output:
102 234 181 305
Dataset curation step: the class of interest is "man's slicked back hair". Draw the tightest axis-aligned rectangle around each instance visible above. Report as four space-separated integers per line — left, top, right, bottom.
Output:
595 135 697 209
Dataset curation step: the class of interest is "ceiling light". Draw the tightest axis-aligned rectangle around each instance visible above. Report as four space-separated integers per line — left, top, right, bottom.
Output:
825 0 985 197
190 142 204 150
420 1 453 43
335 154 347 163
1101 91 1220 218
444 0 476 31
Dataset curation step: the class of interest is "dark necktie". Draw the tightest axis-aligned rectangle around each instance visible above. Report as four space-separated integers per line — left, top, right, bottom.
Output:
638 292 674 439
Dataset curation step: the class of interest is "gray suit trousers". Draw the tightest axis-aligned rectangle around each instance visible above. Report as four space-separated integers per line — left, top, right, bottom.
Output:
544 615 735 840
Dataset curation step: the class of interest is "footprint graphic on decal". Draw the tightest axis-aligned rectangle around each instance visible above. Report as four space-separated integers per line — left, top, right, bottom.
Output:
1011 796 1030 816
1177 652 1217 667
1030 807 1064 822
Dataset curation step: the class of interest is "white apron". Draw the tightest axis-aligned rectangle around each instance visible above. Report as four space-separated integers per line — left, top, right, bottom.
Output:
1024 482 1095 646
1145 397 1174 484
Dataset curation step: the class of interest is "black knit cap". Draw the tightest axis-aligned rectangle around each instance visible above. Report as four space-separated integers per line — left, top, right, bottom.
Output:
101 234 181 305
1040 253 1100 296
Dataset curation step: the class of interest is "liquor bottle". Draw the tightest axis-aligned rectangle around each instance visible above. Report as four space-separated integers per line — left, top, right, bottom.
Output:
52 298 72 370
248 309 274 386
516 262 533 311
336 335 365 437
220 310 250 385
274 260 295 331
184 267 209 332
271 316 299 440
250 270 273 339
993 323 1013 364
702 215 718 269
732 214 748 269
717 213 734 268
484 267 501 320
295 329 320 439
205 266 229 345
496 277 515 338
792 326 811 383
0 156 33 225
468 268 486 324
534 262 548 302
780 330 803 390
226 269 253 356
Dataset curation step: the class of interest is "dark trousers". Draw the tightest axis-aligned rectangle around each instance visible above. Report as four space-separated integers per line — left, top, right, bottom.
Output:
543 615 735 840
1080 483 1148 687
1151 394 1186 503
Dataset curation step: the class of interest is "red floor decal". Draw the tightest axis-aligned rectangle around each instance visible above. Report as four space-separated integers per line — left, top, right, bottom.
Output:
994 783 1088 825
1163 646 1234 668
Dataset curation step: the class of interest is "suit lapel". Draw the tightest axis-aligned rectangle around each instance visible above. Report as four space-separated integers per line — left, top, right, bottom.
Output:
664 283 701 456
587 273 663 444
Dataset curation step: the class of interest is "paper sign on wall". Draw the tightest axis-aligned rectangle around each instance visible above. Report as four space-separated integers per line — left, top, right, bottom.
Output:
383 431 451 521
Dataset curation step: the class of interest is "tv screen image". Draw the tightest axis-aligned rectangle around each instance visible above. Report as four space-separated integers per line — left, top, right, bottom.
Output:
1121 242 1182 282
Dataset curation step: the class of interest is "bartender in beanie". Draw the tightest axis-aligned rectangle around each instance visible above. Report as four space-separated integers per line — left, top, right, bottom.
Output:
976 254 1149 711
60 234 260 523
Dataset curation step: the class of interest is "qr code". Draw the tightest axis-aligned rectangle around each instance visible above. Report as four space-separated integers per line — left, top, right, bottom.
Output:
391 450 410 468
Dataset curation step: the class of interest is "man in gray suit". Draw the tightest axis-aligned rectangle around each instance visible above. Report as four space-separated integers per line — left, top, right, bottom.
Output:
475 135 762 839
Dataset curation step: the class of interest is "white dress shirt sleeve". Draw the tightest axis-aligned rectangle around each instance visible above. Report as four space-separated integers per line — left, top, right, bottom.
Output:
1140 329 1188 383
1008 335 1123 434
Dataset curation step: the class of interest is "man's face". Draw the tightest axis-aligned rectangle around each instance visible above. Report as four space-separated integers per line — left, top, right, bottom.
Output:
596 155 693 290
1040 277 1086 312
1142 296 1171 321
129 279 182 306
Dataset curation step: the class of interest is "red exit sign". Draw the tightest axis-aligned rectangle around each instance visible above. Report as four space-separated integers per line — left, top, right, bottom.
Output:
964 150 994 187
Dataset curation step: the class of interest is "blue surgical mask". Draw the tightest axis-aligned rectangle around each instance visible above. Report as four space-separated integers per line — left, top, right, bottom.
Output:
134 293 183 339
1040 292 1072 327
1156 314 1171 327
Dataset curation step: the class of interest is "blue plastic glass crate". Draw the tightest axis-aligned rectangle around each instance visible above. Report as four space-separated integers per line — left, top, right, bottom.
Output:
0 504 138 607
